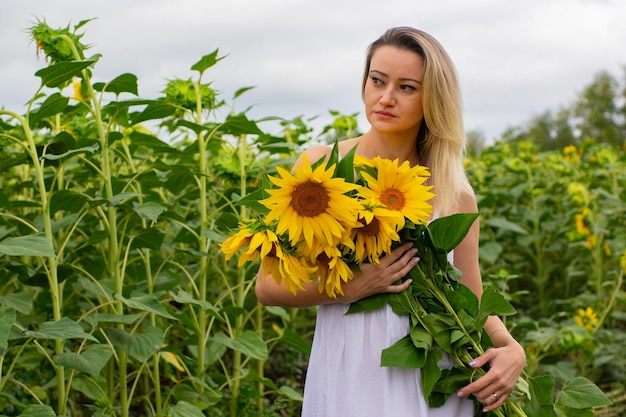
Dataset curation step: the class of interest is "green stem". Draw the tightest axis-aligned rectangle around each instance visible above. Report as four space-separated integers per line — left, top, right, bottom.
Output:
231 134 250 417
7 108 66 413
192 77 211 393
59 33 127 416
411 265 528 417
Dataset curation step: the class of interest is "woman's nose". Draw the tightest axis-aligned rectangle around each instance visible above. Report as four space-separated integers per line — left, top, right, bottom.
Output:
379 86 396 106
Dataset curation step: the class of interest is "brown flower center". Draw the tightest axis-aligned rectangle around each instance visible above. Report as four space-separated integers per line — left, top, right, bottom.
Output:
291 181 330 217
380 188 405 211
358 216 380 236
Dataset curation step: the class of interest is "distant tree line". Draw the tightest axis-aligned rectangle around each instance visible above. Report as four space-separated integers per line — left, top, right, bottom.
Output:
499 69 626 150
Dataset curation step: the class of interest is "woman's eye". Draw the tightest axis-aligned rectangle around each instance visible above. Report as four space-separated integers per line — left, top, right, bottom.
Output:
370 76 383 85
400 84 416 91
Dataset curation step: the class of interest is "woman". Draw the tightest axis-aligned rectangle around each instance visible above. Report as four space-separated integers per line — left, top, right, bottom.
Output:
255 27 526 416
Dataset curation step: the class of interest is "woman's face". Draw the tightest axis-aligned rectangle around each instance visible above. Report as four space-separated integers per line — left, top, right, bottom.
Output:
363 45 425 137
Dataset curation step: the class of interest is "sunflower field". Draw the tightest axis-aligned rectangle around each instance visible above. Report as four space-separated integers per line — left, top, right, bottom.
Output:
0 20 624 417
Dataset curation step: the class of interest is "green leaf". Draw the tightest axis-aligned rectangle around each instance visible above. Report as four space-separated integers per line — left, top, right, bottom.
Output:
54 344 114 376
214 330 268 361
555 377 612 408
479 241 502 264
17 405 56 417
220 113 263 136
484 217 528 234
346 293 389 314
167 401 206 417
29 92 69 126
27 317 98 342
381 335 425 368
191 49 224 74
428 213 480 251
526 375 558 417
41 143 99 161
280 327 311 356
234 86 255 99
234 187 269 213
0 291 33 314
35 58 98 88
421 347 443 400
430 367 472 407
95 73 138 95
108 191 141 206
335 141 358 183
169 289 224 321
131 101 176 125
71 375 108 401
172 382 222 408
134 201 167 222
82 313 143 329
115 293 177 320
278 385 304 401
0 233 56 257
130 227 165 250
476 288 517 326
389 286 418 316
105 326 164 362
50 189 90 214
0 306 16 351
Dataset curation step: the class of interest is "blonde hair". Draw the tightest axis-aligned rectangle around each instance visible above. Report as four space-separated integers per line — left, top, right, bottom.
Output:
362 27 472 214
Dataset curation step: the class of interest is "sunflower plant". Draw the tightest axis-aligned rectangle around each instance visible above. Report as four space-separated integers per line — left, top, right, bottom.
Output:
220 142 610 416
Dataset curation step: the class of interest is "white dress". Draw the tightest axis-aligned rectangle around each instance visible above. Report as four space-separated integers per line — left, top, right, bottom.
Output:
301 258 475 417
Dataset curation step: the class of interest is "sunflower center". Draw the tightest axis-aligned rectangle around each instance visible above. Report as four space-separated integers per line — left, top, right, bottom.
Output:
291 181 330 217
358 216 380 236
380 188 405 211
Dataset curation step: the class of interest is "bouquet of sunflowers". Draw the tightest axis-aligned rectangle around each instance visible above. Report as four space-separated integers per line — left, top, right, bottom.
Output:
220 143 435 298
220 143 610 417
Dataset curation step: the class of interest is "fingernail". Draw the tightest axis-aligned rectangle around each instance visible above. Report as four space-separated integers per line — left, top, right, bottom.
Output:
457 391 464 397
483 408 489 413
413 257 420 263
468 360 477 367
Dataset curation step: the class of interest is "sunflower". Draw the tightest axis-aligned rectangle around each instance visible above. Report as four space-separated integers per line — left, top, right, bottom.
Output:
574 307 598 331
219 219 280 267
313 249 355 298
357 157 435 228
351 201 403 264
261 154 363 252
261 249 316 295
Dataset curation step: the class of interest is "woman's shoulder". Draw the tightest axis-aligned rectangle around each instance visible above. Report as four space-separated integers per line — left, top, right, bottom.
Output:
300 144 333 164
300 138 361 164
456 185 478 214
439 184 477 217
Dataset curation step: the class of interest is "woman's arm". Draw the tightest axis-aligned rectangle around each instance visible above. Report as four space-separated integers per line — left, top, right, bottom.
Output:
255 242 418 307
452 188 526 413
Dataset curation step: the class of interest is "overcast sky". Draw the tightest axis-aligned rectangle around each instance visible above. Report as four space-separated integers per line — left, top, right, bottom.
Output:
1 0 625 142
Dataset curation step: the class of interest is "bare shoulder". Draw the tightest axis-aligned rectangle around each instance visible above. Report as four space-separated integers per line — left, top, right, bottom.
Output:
456 185 478 214
338 137 361 155
298 138 361 166
298 145 333 165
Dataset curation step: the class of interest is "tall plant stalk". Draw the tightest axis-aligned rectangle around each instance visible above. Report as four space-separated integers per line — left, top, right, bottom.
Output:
56 33 130 416
230 133 251 417
1 109 65 412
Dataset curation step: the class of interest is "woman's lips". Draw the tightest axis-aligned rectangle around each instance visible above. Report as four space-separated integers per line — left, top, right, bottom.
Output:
374 110 395 119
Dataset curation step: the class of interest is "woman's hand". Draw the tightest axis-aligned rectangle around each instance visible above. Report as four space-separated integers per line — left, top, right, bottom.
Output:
340 242 419 304
457 340 526 412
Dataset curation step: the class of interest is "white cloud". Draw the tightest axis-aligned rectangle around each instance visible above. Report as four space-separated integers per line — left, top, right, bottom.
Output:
1 0 625 141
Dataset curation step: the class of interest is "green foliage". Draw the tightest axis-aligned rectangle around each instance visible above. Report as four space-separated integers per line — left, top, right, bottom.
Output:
0 19 314 417
0 18 624 417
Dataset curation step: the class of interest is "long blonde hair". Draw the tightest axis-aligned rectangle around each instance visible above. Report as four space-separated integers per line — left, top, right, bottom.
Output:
362 27 472 214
